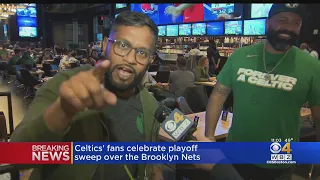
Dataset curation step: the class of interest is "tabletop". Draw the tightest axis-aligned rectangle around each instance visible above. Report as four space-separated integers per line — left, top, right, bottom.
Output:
194 81 217 87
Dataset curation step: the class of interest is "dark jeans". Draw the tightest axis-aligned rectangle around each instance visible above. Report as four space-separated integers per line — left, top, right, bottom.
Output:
233 164 295 180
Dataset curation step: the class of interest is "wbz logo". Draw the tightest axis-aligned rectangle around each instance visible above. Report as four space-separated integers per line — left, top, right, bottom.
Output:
270 142 292 161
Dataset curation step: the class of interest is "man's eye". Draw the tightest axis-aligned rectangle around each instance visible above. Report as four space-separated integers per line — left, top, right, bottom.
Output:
120 42 128 48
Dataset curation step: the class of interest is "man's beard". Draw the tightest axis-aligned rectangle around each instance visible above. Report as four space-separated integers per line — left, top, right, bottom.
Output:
103 64 147 94
266 28 299 52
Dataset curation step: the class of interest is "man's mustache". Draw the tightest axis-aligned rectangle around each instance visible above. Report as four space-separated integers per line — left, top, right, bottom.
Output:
275 30 298 38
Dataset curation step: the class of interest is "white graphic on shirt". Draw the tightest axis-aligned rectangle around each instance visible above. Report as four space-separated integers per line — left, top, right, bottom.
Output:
237 68 297 91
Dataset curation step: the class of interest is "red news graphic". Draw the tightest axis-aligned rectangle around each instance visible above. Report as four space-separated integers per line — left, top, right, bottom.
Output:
0 143 72 164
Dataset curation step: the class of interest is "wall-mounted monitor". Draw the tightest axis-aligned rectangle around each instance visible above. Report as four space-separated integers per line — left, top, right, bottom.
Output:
131 4 159 24
244 18 266 36
16 7 37 17
158 26 166 36
16 4 37 38
19 27 37 37
3 25 7 37
204 3 243 21
179 24 191 36
96 33 103 41
251 3 273 18
166 25 178 36
17 16 37 27
116 3 127 9
192 23 206 35
158 4 204 24
225 20 243 35
207 21 224 36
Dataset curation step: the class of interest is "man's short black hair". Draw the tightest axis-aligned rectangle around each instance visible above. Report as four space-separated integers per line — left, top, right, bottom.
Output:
176 56 187 68
14 48 20 54
68 51 76 57
192 44 198 49
110 11 158 50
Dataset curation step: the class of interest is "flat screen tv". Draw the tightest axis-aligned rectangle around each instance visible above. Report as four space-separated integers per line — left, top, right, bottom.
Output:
179 24 191 36
19 27 37 37
225 20 243 35
204 3 243 21
3 24 7 37
244 18 266 36
96 33 103 41
158 26 166 36
207 21 224 36
116 3 127 9
17 16 37 27
192 23 206 35
251 3 273 18
166 25 178 36
131 4 159 24
16 4 37 38
158 4 204 24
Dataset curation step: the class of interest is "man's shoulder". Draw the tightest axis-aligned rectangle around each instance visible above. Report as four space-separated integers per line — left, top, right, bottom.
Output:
294 47 319 63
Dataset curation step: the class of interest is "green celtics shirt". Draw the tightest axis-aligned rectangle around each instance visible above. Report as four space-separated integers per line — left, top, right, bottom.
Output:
217 42 320 168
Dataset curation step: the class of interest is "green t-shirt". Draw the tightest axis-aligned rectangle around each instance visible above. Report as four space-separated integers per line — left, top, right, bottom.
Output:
8 56 20 73
0 49 8 60
8 56 19 67
217 42 320 168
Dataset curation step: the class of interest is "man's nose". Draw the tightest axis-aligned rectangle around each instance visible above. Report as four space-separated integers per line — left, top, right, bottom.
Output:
123 49 137 65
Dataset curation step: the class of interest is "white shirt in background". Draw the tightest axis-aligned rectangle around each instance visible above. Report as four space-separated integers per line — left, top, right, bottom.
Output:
302 49 309 54
188 48 201 56
310 50 319 59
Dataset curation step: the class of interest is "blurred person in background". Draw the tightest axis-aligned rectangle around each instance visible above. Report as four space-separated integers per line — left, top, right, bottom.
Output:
54 43 60 54
207 40 220 74
16 51 36 70
0 45 9 61
13 41 20 49
10 11 166 180
299 43 309 54
168 56 194 96
308 43 319 59
195 56 216 82
59 50 79 71
188 43 201 56
141 71 158 89
8 49 21 75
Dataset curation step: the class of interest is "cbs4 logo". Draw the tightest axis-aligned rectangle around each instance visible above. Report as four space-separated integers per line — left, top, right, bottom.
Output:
270 142 292 154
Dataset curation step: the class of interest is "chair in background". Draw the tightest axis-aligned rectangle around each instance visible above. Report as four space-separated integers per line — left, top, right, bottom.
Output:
158 66 170 71
155 71 170 83
183 85 208 113
0 111 8 142
51 64 58 71
0 164 20 180
148 64 159 72
69 62 79 69
42 63 53 77
176 96 194 115
19 69 43 99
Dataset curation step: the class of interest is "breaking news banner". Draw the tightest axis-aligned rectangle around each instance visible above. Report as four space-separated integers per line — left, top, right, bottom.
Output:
1 142 320 164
